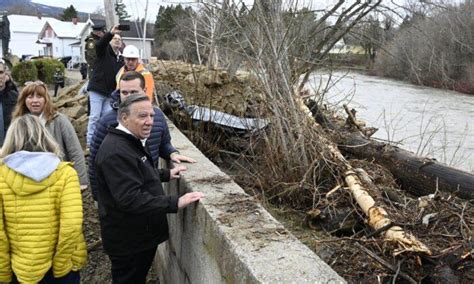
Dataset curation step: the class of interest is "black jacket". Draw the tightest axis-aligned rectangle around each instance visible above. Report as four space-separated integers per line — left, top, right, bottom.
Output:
88 90 176 200
95 127 178 256
0 80 18 138
87 32 124 96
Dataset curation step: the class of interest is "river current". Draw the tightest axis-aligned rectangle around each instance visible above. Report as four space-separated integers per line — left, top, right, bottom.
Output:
311 71 474 172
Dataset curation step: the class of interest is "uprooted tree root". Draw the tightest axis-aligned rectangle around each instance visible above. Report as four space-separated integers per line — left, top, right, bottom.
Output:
165 107 473 283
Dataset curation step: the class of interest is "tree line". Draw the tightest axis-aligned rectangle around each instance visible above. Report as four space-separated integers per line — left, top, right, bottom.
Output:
152 1 473 94
374 1 473 93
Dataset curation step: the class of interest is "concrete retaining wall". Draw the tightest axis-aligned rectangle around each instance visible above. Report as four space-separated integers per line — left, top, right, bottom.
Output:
154 122 345 283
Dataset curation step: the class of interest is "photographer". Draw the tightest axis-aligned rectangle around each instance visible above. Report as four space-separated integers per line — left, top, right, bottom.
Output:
85 25 124 148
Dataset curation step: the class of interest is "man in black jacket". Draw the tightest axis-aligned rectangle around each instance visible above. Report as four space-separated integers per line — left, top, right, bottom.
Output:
0 62 18 145
86 25 124 147
95 94 203 283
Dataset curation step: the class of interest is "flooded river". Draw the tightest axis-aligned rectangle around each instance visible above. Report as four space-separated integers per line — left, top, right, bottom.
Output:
311 71 474 172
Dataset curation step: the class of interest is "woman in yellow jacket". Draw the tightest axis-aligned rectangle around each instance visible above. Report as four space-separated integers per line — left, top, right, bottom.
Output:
0 114 87 283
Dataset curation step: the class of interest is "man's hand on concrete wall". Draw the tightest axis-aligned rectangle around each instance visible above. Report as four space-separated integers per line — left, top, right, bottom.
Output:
170 152 196 164
178 192 204 209
170 165 187 179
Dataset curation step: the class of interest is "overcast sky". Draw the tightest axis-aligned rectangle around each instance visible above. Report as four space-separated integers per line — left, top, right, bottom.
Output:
31 1 417 24
31 0 338 22
32 0 186 22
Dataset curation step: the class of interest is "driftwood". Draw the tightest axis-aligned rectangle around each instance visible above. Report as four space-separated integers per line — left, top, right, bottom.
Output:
343 168 431 255
354 242 417 284
306 100 474 201
298 98 432 255
339 133 474 200
343 104 365 133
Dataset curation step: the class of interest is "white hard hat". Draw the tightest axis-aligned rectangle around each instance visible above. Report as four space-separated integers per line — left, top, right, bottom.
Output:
122 45 140 58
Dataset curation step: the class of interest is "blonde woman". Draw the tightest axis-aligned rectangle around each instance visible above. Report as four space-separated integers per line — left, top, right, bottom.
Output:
0 114 87 283
12 81 88 188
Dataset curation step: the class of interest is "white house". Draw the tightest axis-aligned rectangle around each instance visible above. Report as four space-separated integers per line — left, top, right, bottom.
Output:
328 38 364 55
37 18 90 58
7 15 62 58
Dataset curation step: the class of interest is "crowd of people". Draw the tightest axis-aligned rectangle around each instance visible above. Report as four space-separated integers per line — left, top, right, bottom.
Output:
0 24 203 283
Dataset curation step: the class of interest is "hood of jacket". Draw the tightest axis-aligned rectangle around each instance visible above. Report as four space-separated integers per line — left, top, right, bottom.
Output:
1 151 61 196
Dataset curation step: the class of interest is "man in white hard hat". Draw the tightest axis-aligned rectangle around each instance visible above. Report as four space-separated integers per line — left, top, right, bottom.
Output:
115 45 155 101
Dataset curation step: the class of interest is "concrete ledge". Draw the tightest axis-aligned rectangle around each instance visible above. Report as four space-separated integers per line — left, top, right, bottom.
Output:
155 122 345 283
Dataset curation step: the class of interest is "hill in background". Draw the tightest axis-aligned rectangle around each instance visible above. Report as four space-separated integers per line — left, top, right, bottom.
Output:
0 0 91 20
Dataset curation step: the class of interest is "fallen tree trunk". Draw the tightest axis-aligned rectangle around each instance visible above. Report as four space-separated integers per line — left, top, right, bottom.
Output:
297 98 432 255
306 100 474 201
339 133 474 200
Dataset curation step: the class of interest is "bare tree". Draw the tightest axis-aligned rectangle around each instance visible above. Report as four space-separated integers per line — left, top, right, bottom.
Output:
178 0 385 179
375 1 474 92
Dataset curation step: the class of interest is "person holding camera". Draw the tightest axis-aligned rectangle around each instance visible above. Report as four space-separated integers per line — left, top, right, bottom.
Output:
86 25 124 148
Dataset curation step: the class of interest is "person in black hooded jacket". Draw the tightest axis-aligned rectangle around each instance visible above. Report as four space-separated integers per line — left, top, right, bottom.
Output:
89 71 195 202
95 94 203 283
86 25 124 147
0 62 18 145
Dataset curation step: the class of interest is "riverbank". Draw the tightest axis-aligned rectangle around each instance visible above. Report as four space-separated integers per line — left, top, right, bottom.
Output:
149 61 473 282
335 65 474 95
368 69 474 95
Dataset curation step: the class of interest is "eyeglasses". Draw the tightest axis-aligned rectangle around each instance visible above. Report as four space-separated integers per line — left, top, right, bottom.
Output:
24 80 46 87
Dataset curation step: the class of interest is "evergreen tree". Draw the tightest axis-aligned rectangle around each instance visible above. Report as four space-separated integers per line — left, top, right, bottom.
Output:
115 0 130 21
154 5 188 46
60 5 78 21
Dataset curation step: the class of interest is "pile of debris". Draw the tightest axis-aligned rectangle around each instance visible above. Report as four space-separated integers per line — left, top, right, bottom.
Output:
53 83 88 148
146 60 473 283
149 60 267 118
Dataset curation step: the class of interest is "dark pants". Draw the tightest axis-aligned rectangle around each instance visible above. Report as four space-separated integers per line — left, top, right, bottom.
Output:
109 247 157 284
80 70 87 80
12 269 80 284
54 82 64 97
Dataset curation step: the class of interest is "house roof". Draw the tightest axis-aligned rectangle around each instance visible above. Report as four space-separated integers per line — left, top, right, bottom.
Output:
39 20 89 39
7 14 61 33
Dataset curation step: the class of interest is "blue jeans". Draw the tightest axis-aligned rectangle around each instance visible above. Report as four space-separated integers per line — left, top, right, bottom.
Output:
87 91 113 146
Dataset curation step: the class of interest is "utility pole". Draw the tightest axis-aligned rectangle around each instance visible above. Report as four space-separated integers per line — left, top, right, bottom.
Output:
103 0 119 30
142 0 149 60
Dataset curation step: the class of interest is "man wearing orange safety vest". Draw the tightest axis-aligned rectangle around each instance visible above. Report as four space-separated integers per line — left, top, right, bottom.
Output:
115 45 155 101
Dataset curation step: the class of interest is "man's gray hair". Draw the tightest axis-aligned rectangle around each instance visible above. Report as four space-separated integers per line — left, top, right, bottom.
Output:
117 94 150 122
